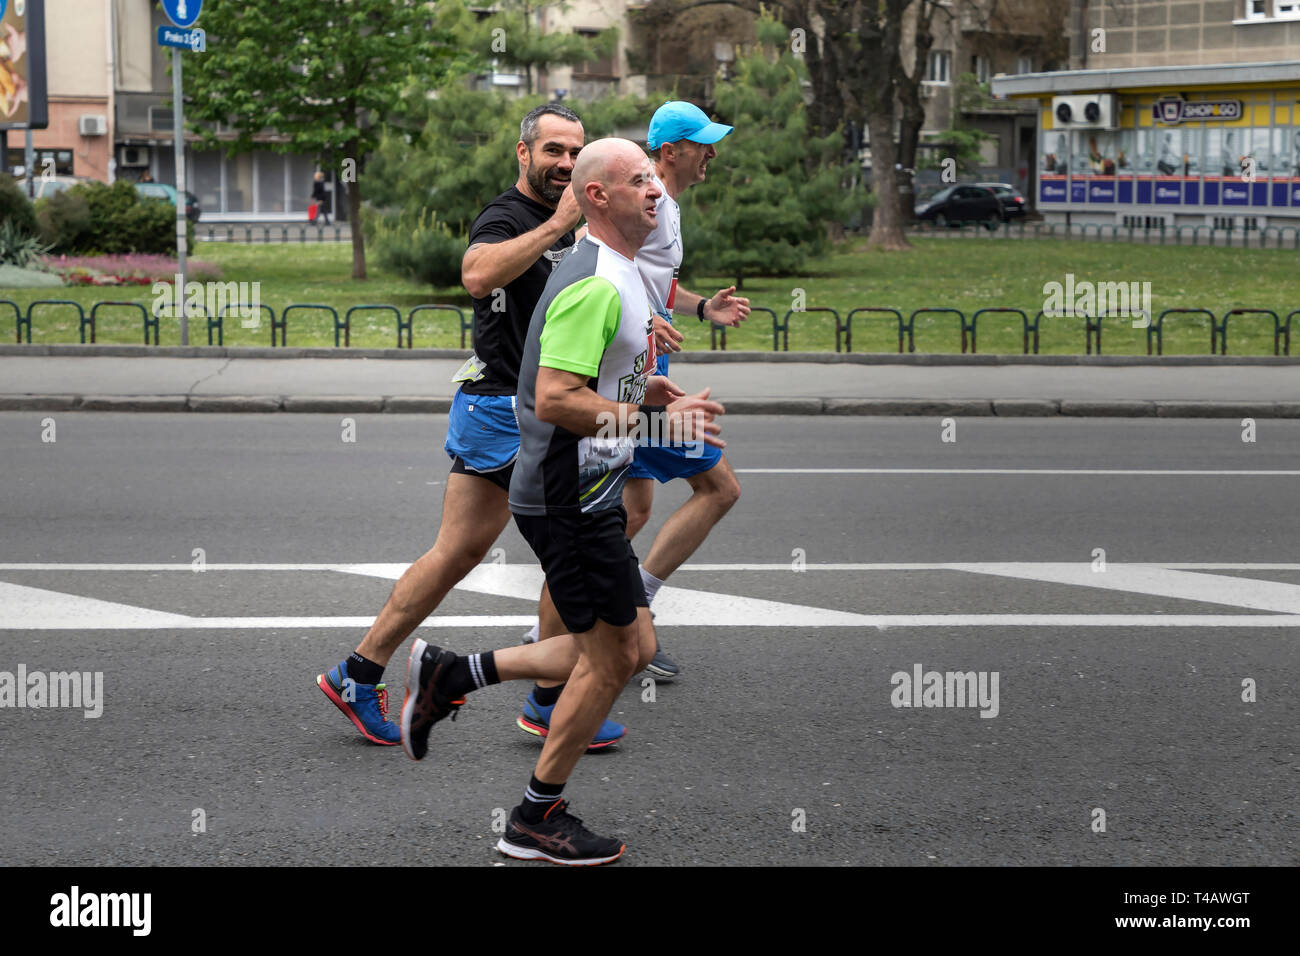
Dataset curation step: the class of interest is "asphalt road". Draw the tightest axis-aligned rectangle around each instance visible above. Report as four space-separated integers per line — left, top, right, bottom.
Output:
0 413 1296 866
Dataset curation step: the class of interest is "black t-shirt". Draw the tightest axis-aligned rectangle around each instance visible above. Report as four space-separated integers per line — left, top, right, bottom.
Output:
463 187 575 395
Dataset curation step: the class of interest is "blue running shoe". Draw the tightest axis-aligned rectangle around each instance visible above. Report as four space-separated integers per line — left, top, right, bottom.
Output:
317 660 401 745
517 689 626 751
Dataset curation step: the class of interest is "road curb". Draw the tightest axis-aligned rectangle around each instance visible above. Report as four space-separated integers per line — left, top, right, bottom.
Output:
2 394 1299 417
0 343 1295 365
188 396 283 413
281 396 386 414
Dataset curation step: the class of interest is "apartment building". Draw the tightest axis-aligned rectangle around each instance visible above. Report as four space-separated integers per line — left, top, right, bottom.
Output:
994 1 1300 226
906 0 1067 200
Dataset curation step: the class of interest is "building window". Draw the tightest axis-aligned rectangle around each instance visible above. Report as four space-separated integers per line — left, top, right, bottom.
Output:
1274 0 1300 17
1245 0 1268 16
572 30 617 79
973 55 991 84
925 50 951 84
1016 55 1034 74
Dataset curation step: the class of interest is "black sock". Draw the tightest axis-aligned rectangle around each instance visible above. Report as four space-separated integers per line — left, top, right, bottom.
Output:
532 682 564 707
445 651 500 699
518 775 565 824
346 652 384 685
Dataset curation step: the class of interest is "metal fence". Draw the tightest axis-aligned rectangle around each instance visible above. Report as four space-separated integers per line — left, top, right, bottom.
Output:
5 299 470 350
4 297 1293 355
193 223 351 244
905 218 1300 249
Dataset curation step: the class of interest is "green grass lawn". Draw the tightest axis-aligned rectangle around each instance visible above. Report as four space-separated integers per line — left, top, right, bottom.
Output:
4 237 1297 354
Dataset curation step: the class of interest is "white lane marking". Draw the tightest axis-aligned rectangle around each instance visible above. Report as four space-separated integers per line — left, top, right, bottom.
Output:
5 562 1300 572
336 562 884 626
736 468 1300 476
0 582 195 629
3 565 1299 629
950 563 1300 613
4 613 1299 630
680 563 1300 572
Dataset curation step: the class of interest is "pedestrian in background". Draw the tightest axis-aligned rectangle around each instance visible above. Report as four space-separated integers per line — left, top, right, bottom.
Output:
310 170 330 225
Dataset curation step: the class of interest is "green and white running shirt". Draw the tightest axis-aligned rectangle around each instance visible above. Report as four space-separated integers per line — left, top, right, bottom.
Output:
509 235 657 516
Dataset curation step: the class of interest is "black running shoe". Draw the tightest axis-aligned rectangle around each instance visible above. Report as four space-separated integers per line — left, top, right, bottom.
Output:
400 639 465 761
497 801 625 866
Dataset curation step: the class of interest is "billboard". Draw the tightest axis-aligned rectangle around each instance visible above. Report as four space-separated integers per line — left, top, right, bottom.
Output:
0 0 48 129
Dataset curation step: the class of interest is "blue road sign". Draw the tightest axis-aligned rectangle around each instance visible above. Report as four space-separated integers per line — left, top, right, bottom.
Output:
161 0 202 29
158 25 205 53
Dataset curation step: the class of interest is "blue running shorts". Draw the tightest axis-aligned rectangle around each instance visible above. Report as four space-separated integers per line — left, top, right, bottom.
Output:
444 390 519 476
629 344 722 482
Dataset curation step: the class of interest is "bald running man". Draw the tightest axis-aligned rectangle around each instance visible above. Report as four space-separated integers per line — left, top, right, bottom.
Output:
401 138 725 865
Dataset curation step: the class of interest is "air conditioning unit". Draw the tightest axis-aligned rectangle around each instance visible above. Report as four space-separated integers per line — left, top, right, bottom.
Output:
118 145 150 167
79 114 108 137
1051 94 1117 130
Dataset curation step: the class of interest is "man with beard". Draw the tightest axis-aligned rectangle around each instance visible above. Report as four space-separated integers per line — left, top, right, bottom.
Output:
315 104 625 752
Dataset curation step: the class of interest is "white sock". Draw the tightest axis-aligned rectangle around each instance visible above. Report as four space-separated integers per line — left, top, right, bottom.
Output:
523 622 539 644
639 567 665 606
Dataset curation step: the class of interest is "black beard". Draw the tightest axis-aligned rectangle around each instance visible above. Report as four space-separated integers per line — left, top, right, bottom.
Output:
528 163 567 205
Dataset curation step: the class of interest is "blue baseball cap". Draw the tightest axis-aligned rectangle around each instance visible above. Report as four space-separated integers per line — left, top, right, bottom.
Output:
646 101 733 151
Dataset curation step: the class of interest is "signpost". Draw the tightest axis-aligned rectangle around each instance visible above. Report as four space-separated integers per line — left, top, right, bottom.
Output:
160 0 202 345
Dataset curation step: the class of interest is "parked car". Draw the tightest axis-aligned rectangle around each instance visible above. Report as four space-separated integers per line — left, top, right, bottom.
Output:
914 184 1003 230
135 181 202 223
19 175 95 200
977 182 1028 220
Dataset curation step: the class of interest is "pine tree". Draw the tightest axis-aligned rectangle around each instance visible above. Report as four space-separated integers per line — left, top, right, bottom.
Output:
678 16 851 288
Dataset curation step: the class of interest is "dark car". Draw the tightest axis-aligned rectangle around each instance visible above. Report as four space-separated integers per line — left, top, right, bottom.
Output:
135 181 202 223
978 182 1028 220
914 184 1002 230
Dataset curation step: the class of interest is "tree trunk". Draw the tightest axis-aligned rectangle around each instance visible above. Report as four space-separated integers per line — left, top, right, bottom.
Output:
895 4 934 226
865 110 910 250
347 140 366 280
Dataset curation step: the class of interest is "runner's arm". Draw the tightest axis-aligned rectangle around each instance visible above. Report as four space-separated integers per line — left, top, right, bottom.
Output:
672 285 751 327
536 366 723 446
535 366 643 438
462 219 571 299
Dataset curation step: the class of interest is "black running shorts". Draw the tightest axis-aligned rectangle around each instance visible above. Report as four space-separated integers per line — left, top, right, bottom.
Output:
449 456 514 493
513 506 648 634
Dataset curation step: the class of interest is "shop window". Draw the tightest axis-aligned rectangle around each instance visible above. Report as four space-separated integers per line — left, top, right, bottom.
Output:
1043 129 1070 173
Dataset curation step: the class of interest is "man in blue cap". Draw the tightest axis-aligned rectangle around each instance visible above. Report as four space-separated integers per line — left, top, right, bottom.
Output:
520 100 748 683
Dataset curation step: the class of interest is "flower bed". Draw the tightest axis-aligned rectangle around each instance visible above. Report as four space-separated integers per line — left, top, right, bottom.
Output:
39 254 223 287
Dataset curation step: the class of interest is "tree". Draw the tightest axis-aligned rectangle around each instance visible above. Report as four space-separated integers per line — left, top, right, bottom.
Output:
678 16 852 287
365 83 647 287
489 1 618 96
181 0 471 279
638 0 1067 250
639 0 914 250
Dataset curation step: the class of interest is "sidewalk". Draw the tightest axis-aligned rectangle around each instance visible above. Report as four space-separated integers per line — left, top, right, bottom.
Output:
0 348 1297 416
